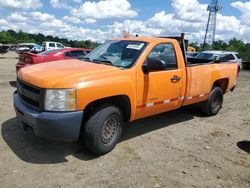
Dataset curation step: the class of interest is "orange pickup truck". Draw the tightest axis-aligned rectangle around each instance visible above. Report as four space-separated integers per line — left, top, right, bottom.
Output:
14 34 238 155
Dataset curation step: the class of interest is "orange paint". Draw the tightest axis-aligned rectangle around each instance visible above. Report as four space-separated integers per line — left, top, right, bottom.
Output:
17 37 238 121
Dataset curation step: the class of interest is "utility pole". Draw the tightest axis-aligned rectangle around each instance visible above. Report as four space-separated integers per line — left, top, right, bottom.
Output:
203 0 221 50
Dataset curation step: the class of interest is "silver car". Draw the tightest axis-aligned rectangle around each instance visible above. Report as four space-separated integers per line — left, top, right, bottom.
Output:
196 51 242 70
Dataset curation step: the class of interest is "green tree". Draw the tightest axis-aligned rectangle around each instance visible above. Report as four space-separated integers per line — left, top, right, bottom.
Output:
16 30 31 43
0 31 15 43
213 40 228 50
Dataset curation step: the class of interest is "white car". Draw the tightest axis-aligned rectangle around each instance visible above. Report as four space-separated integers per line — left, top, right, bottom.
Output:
17 43 42 53
195 51 242 70
42 41 64 51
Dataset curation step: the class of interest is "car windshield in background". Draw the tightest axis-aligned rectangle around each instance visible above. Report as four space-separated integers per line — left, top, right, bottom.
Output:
19 45 33 48
40 49 61 55
196 53 219 60
84 40 147 68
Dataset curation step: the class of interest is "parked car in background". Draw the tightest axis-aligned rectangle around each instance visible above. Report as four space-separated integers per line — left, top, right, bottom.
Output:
17 43 36 53
0 44 10 54
195 51 242 70
17 43 42 53
42 41 64 51
0 44 17 54
30 44 43 54
16 48 92 72
186 52 199 58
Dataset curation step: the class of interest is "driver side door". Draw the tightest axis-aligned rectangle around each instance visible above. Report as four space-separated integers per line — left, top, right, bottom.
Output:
135 43 184 119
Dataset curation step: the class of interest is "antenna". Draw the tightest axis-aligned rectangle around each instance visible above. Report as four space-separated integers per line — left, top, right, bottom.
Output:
203 0 221 50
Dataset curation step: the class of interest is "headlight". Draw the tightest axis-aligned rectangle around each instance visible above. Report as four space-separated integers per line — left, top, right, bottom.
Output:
45 89 76 111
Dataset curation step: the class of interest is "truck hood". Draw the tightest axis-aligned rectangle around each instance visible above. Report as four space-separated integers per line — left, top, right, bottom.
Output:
18 59 121 88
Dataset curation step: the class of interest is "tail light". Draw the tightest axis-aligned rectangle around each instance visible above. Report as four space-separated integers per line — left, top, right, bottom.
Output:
20 57 33 64
24 57 31 64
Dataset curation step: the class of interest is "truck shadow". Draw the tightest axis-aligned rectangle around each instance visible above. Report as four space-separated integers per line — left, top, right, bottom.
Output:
2 106 204 164
121 106 203 141
1 118 95 164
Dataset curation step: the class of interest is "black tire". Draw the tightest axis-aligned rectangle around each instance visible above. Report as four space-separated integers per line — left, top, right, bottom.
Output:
237 66 240 76
201 87 223 116
84 105 123 155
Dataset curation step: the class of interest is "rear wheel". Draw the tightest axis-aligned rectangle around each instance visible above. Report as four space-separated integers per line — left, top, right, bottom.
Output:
84 105 123 155
237 66 240 76
201 87 223 116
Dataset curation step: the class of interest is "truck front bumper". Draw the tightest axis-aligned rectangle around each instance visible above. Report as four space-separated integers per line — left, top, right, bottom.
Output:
13 93 83 142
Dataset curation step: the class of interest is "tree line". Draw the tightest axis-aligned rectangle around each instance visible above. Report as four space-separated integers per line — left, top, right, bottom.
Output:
1 30 250 61
0 30 100 49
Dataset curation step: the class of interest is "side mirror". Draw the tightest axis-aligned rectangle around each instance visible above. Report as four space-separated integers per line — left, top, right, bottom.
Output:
142 58 167 74
142 63 149 74
214 59 223 63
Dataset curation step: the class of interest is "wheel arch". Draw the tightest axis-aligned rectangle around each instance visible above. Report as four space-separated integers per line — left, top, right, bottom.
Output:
212 78 229 94
83 95 132 123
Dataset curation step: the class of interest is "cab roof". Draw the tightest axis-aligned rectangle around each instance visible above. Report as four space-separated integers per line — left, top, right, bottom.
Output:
113 37 178 43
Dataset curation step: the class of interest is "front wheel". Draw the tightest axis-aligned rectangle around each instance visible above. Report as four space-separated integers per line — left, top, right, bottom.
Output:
201 87 223 116
84 105 123 155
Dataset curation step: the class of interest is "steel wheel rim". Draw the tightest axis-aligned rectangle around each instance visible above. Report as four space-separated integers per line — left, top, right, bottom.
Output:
101 116 119 144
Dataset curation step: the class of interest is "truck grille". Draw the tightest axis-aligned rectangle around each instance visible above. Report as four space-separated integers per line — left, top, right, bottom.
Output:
17 79 43 109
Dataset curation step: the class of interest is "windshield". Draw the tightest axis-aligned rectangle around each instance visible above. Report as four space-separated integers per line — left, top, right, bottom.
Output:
196 52 219 60
20 45 33 48
34 44 41 49
84 40 147 68
40 49 62 55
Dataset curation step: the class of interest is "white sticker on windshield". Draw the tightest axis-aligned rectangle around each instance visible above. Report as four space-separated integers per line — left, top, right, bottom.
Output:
126 43 144 50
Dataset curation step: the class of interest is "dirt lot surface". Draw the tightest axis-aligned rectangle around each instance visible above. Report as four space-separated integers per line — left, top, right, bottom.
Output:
0 53 249 188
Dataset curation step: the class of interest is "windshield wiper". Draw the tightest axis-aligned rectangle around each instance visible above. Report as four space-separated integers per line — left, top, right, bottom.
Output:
82 58 101 64
100 61 125 69
92 59 114 66
99 60 113 65
92 58 101 63
86 58 124 69
82 57 91 62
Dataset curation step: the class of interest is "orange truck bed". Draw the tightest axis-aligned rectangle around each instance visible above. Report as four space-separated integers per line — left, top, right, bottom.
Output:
14 36 238 154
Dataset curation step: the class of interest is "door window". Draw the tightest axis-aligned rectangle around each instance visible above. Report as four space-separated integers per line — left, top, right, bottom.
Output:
49 43 55 47
219 54 235 61
147 43 177 70
64 50 85 58
64 52 71 57
235 54 241 59
56 43 63 48
70 50 85 57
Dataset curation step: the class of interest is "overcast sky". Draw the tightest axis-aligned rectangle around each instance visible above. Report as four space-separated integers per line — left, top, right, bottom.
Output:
0 0 250 43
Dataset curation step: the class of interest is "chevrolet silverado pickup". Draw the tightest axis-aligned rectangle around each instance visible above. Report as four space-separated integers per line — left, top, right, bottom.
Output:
14 34 238 155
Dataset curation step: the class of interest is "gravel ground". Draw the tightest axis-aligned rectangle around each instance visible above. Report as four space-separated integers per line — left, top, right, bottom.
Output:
0 53 249 188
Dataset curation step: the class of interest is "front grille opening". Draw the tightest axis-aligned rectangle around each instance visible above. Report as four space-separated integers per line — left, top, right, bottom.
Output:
18 80 40 95
17 79 42 109
21 94 40 108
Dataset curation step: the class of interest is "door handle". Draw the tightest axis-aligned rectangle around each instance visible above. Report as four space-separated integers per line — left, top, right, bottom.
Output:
171 75 181 81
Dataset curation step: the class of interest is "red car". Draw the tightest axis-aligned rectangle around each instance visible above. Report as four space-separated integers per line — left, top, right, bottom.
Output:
16 48 92 72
